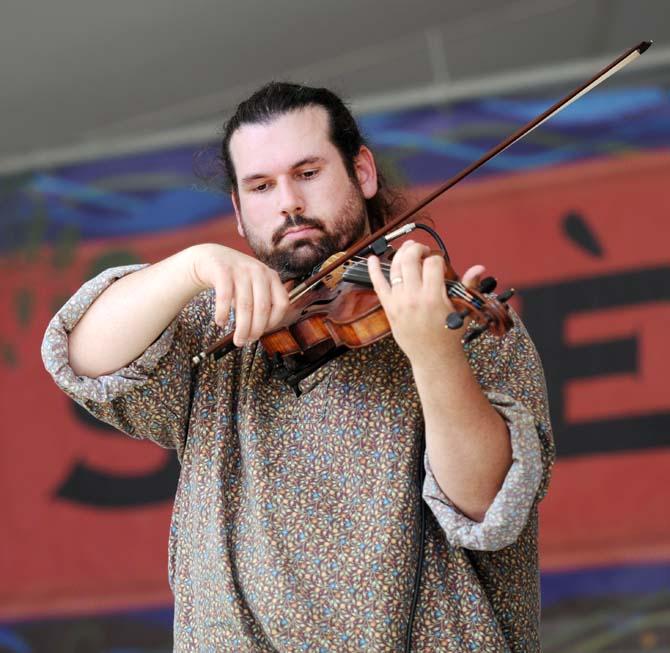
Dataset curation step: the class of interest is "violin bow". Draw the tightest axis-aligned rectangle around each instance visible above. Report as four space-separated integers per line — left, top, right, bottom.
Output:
288 40 653 300
194 40 652 364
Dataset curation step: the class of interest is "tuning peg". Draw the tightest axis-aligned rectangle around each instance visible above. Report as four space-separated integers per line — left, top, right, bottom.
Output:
462 324 489 343
497 288 515 303
446 309 470 330
478 276 497 294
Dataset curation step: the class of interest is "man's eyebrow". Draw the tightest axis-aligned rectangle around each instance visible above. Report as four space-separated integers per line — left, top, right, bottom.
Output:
240 156 326 184
291 156 325 169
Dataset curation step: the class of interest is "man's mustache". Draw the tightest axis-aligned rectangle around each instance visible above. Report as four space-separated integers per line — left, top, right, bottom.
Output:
272 214 325 246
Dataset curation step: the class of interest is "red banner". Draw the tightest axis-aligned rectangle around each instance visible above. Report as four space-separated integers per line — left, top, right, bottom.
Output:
2 150 668 619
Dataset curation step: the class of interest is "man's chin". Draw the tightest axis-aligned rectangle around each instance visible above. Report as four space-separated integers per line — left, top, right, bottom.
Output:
256 242 327 279
284 242 330 274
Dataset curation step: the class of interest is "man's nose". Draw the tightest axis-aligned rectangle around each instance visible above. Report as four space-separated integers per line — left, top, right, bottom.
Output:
278 179 305 217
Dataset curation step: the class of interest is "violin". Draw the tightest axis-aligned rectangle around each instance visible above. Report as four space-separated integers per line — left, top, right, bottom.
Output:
264 248 514 391
192 40 652 392
193 244 514 393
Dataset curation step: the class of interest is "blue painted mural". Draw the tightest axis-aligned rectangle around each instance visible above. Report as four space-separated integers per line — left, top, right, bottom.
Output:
3 87 670 250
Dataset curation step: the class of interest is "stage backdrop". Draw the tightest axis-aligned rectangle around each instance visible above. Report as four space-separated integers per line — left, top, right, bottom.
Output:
1 85 669 652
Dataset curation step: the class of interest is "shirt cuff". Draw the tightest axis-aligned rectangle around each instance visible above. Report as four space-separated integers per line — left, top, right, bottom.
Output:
422 391 543 551
41 263 178 403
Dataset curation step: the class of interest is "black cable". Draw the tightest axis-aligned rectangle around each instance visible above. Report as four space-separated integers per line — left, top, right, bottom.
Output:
412 223 449 261
403 224 449 652
404 435 427 653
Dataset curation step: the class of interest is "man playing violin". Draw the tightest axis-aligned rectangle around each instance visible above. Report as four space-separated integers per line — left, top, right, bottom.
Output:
42 82 554 652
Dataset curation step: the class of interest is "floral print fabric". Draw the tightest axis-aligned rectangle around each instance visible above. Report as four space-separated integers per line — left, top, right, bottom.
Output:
42 264 554 652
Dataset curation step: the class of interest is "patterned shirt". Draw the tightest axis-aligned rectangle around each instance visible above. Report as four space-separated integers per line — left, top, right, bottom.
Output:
42 264 554 652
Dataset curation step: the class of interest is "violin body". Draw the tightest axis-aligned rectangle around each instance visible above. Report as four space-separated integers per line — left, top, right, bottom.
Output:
194 249 514 387
260 279 389 359
259 250 513 373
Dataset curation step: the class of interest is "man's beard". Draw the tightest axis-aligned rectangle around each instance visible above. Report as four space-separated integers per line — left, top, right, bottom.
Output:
243 182 368 280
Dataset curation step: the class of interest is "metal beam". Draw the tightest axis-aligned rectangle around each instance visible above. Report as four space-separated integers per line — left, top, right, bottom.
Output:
1 43 668 176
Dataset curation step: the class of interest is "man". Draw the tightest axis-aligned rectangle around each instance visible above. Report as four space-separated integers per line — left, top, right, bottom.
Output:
42 82 554 652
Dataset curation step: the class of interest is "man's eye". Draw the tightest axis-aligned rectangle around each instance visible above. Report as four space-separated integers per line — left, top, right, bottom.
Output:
300 169 319 179
252 183 270 193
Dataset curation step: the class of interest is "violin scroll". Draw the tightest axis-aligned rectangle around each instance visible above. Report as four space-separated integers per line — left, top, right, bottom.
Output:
443 266 515 344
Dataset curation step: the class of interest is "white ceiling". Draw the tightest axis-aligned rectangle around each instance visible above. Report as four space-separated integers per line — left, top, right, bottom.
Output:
2 0 669 172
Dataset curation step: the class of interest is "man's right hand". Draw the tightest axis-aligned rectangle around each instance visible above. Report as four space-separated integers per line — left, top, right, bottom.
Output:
68 243 290 378
189 244 290 347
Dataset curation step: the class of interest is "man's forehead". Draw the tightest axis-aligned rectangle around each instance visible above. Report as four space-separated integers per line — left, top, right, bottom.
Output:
229 106 334 172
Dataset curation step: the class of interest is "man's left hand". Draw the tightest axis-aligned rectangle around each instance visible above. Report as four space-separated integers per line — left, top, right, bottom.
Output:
367 240 485 366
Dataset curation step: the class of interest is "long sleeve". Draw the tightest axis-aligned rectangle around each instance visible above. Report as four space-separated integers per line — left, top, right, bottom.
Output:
422 310 555 551
41 264 216 458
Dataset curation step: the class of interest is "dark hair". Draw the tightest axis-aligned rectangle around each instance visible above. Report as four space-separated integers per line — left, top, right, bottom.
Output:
220 81 405 232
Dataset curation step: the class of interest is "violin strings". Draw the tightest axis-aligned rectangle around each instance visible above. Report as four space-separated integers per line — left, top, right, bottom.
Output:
346 257 477 302
348 257 471 295
346 257 474 300
341 257 481 307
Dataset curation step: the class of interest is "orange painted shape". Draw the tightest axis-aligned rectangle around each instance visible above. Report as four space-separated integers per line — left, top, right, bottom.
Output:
539 448 670 571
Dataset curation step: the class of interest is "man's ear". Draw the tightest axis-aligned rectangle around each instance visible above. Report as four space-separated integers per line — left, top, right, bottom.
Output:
231 191 246 238
354 145 379 200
